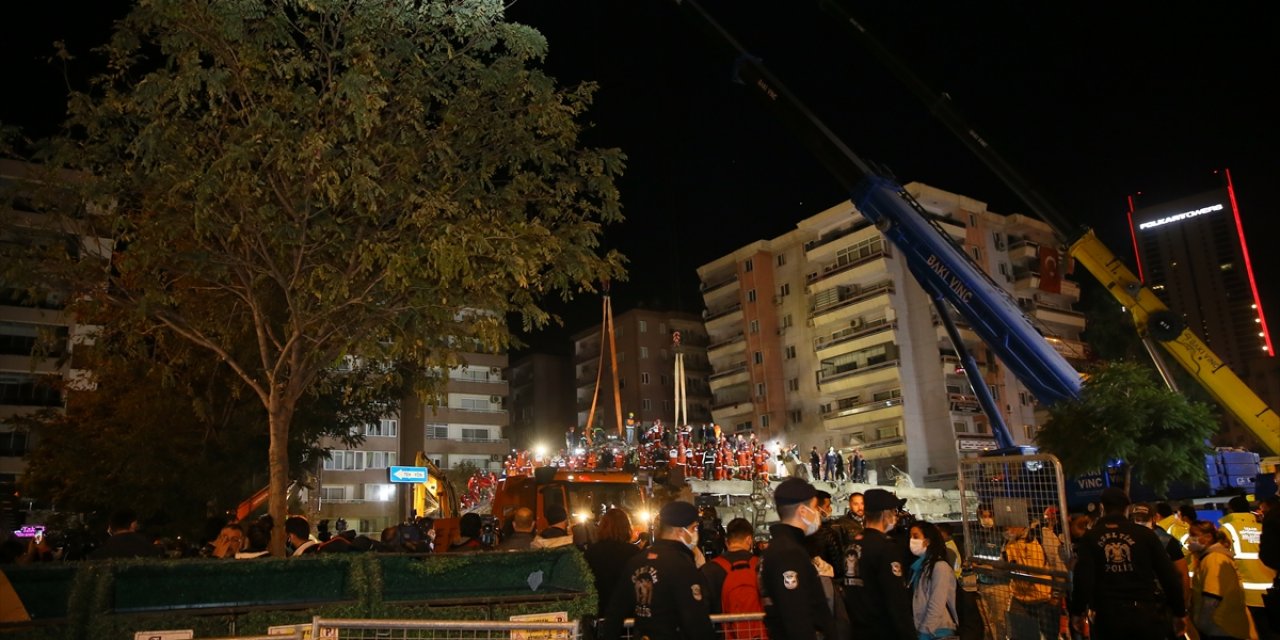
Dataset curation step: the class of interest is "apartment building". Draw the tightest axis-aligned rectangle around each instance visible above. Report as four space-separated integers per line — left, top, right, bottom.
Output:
507 352 575 450
314 353 510 535
0 160 101 528
571 308 712 440
697 182 1087 487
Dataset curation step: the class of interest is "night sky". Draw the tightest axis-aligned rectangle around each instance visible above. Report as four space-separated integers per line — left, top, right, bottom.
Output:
6 1 1277 355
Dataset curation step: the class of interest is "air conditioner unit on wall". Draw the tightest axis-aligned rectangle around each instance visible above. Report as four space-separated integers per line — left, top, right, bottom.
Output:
490 395 501 403
490 367 501 374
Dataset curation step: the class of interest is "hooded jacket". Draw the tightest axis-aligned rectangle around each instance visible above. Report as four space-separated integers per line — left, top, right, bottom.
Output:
1191 543 1252 640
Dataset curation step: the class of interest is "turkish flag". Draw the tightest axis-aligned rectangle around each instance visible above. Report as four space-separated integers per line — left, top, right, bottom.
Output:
1039 246 1063 294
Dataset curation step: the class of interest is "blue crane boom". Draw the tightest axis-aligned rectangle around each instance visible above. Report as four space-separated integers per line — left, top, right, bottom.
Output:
675 0 1081 450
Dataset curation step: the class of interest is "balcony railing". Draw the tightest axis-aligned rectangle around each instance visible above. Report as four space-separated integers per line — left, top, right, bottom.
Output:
707 332 745 352
816 358 898 385
700 273 739 293
803 220 873 253
704 303 742 323
806 249 888 285
810 282 895 318
709 361 748 381
822 396 903 420
813 318 896 352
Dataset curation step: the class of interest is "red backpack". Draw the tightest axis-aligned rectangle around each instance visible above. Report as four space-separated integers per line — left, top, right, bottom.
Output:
711 555 768 640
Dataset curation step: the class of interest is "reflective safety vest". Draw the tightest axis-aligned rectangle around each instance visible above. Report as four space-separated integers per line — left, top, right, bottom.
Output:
1218 512 1278 607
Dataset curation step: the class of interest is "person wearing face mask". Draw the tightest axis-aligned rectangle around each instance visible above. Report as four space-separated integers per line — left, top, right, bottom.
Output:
600 501 714 640
760 477 833 639
1187 520 1252 640
909 521 958 640
842 487 915 639
970 506 1008 640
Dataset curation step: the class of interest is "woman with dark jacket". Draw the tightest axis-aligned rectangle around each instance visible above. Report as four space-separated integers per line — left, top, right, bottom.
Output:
582 508 642 617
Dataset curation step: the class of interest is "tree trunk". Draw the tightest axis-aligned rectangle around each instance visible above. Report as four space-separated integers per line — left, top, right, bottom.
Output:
1123 464 1133 497
267 393 294 557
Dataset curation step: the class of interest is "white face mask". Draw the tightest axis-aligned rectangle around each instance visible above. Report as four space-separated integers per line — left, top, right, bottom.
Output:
979 517 995 529
909 538 927 557
1187 541 1205 554
679 526 699 551
798 505 821 536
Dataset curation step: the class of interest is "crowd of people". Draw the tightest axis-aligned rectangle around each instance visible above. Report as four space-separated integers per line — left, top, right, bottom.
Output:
503 422 872 488
590 478 1280 640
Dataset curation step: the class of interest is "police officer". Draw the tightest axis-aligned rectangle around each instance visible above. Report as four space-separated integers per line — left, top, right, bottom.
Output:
841 487 914 639
601 501 714 640
1069 487 1187 639
760 477 833 639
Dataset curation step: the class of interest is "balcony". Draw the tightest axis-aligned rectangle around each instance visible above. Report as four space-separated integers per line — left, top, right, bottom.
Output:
704 303 743 326
1008 239 1039 262
948 393 982 414
814 318 896 357
700 273 739 295
819 358 901 386
806 248 889 288
711 400 755 422
803 220 874 257
810 282 894 324
1044 335 1092 361
1018 299 1086 330
709 361 749 388
822 396 904 431
707 332 745 355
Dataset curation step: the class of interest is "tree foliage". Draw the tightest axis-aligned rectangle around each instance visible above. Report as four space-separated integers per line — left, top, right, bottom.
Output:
1036 360 1218 494
15 327 402 537
9 0 624 554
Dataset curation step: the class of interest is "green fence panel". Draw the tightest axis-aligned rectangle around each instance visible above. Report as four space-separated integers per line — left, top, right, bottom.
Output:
3 564 77 619
107 556 354 613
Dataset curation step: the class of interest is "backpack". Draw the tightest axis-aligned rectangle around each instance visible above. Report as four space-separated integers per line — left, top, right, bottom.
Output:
711 556 768 640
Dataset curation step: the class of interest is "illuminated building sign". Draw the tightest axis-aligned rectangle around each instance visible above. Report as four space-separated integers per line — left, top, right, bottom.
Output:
1137 203 1224 230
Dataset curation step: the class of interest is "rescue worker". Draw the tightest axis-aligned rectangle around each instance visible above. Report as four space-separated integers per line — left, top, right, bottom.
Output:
842 488 915 640
1218 494 1276 636
600 501 714 640
1069 487 1187 639
760 477 833 639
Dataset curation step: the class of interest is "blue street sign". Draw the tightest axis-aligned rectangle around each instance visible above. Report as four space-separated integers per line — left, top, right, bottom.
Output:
388 466 428 483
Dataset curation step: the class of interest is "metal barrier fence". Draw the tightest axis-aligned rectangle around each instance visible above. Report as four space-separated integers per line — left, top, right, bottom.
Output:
958 452 1072 640
619 613 766 640
311 617 581 639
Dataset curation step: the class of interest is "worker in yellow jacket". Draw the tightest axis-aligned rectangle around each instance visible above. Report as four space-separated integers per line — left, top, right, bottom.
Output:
1188 520 1254 640
1218 495 1277 637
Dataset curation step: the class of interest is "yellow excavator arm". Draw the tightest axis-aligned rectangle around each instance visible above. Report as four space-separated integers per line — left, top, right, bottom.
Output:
1070 230 1280 455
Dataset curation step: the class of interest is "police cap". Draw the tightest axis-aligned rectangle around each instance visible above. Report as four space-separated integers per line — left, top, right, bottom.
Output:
773 477 817 507
863 488 907 513
659 501 700 528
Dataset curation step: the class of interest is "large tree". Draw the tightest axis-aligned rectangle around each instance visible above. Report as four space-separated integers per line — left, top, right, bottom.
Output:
1035 360 1219 494
15 329 399 537
18 0 624 554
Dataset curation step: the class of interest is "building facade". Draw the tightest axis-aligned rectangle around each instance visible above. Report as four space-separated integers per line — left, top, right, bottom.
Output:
697 183 1087 487
1127 171 1279 448
314 353 510 536
571 308 712 442
507 352 575 450
0 160 102 529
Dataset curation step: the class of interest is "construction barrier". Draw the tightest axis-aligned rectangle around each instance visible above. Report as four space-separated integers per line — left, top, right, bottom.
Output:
958 452 1072 640
618 613 766 640
312 616 581 639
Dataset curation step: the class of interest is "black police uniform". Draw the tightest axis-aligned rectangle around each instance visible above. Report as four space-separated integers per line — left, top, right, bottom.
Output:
1069 513 1186 640
601 539 715 640
842 526 915 640
761 522 833 639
